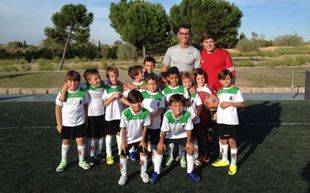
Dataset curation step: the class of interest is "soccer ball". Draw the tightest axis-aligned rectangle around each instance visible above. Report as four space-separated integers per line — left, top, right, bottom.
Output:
204 94 219 109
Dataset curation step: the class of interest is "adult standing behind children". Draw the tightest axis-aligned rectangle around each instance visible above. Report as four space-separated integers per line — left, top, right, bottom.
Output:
162 24 201 73
200 32 236 92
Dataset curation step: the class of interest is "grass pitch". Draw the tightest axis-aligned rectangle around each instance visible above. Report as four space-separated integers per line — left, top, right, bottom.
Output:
0 101 309 193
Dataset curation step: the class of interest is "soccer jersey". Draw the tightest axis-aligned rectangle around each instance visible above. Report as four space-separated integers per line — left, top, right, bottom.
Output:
187 92 202 124
163 44 201 72
162 85 190 101
55 88 89 127
161 110 193 139
86 82 105 117
217 86 244 125
123 81 146 97
197 84 213 95
120 107 151 144
141 90 165 129
102 82 124 121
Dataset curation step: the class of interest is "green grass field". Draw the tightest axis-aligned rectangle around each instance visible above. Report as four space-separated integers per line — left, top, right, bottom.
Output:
0 101 309 193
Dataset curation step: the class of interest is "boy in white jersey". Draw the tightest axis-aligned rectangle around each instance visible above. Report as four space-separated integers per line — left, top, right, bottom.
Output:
181 72 203 166
55 70 90 172
118 90 151 185
161 67 189 166
83 68 106 166
141 74 165 157
211 70 245 175
150 94 201 184
103 67 130 165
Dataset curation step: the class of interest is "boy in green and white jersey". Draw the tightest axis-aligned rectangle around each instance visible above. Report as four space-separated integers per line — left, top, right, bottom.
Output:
141 73 165 155
161 67 189 166
118 90 151 185
150 94 201 184
55 70 90 172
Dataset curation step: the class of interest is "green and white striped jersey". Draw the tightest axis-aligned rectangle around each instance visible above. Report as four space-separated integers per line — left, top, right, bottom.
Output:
217 86 244 125
55 88 89 127
141 90 165 129
161 110 193 139
102 82 124 121
120 107 151 144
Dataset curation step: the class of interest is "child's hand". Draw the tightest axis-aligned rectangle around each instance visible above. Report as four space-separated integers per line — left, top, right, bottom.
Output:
150 113 156 122
220 102 232 109
56 125 62 133
139 141 147 152
62 82 68 92
188 86 196 95
126 83 136 90
186 142 195 155
157 142 166 155
121 143 127 152
112 92 121 99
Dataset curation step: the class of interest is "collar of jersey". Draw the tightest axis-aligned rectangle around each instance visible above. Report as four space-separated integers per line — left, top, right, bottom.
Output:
68 88 80 93
168 85 180 89
171 110 182 120
129 107 142 115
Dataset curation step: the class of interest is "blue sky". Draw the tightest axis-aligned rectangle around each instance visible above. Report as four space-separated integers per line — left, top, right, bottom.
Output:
0 0 309 45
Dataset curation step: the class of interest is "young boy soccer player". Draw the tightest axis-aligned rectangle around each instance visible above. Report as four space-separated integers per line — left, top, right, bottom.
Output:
118 90 151 185
211 70 245 175
141 74 165 156
84 68 106 165
162 67 190 166
150 94 201 184
55 70 90 172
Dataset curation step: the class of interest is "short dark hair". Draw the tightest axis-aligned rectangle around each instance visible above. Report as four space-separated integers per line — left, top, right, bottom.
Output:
178 24 191 33
160 71 169 79
200 31 216 42
127 89 144 103
145 73 158 83
84 68 99 82
65 70 81 82
143 56 156 65
167 67 180 76
106 66 119 78
128 65 143 80
169 94 186 106
193 68 207 80
218 69 233 80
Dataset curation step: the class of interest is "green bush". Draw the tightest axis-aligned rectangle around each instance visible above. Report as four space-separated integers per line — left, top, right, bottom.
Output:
236 38 260 52
274 34 304 47
36 59 55 71
117 43 136 60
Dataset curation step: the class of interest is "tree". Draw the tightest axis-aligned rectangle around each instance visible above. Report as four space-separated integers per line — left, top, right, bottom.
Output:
109 0 170 56
169 0 243 48
44 4 93 69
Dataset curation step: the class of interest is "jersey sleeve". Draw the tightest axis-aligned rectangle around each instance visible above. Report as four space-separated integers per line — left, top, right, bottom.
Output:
143 112 151 127
160 116 170 132
119 112 128 128
83 92 90 104
102 90 108 100
162 47 172 67
224 51 236 76
194 50 201 69
55 92 63 106
159 97 166 108
185 116 194 131
195 94 202 106
183 87 190 99
235 90 244 103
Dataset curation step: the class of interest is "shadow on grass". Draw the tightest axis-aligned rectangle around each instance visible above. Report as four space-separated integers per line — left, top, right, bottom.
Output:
0 94 38 101
301 162 310 193
0 72 39 80
237 101 282 169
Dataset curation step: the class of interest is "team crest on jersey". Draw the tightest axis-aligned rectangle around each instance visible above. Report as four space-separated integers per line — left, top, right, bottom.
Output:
229 96 233 101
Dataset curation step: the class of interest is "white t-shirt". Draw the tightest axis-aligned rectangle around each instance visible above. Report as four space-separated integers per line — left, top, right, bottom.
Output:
55 88 89 127
102 83 124 121
141 90 165 129
163 44 201 72
217 87 244 125
162 85 190 102
187 92 202 124
86 83 105 117
161 110 193 139
120 107 151 144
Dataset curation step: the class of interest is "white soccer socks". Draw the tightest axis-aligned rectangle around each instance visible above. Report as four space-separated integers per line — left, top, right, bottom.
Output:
154 153 163 174
61 144 70 163
105 135 113 156
230 148 238 165
186 153 195 173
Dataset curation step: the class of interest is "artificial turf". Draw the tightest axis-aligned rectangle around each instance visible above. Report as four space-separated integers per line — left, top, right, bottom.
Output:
0 101 309 193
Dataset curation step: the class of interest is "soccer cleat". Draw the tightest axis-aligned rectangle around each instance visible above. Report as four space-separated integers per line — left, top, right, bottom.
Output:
106 155 114 165
150 172 160 184
228 164 238 175
180 156 187 168
211 159 230 167
88 156 97 166
96 153 105 164
194 159 202 166
56 161 67 172
118 175 127 186
140 173 150 183
78 160 91 170
187 171 201 182
165 156 174 166
129 151 137 162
